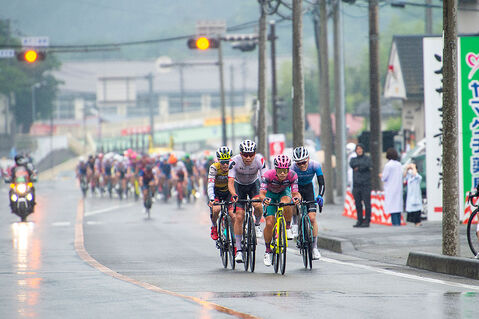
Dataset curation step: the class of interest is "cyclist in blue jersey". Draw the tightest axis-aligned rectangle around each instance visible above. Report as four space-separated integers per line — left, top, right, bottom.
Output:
291 146 325 260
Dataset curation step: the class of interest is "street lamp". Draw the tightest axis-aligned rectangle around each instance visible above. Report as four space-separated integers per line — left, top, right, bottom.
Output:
31 82 41 123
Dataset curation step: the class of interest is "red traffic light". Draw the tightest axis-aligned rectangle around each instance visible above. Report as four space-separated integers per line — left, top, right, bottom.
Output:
17 50 46 63
187 37 219 50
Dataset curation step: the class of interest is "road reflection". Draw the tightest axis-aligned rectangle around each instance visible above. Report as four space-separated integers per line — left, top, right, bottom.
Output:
11 222 42 317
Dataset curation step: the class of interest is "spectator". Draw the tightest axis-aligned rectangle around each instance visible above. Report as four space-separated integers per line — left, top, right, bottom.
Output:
404 162 423 226
380 148 403 226
350 143 372 228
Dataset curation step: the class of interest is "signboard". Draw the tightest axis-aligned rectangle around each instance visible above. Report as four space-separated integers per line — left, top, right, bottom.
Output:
459 36 479 220
423 37 444 221
0 49 15 58
21 36 49 47
269 134 285 157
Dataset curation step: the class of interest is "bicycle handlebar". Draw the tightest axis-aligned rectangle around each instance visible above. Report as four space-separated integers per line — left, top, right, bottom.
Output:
235 198 262 203
212 201 234 206
264 202 297 207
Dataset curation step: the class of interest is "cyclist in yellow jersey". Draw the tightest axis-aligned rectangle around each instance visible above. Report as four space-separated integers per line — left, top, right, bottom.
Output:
207 146 233 240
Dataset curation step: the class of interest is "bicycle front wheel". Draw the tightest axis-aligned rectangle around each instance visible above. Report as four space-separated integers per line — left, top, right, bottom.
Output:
243 217 250 272
272 224 279 274
248 216 256 272
467 209 479 257
227 216 236 270
279 219 287 275
218 214 228 268
303 216 313 269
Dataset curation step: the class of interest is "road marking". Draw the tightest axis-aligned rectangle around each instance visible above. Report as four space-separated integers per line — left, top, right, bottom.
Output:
321 257 479 291
75 199 259 319
86 221 103 225
85 203 136 217
51 222 71 227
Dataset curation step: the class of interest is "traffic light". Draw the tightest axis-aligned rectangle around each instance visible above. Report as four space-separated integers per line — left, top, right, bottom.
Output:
16 50 46 63
187 37 219 50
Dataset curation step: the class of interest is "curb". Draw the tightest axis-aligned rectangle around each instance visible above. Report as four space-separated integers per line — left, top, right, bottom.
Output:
318 235 355 254
407 251 479 280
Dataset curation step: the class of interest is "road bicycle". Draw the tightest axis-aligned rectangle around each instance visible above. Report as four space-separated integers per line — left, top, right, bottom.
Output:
467 186 479 258
296 200 320 269
213 201 235 269
144 186 153 219
80 175 88 198
236 198 262 272
265 202 296 275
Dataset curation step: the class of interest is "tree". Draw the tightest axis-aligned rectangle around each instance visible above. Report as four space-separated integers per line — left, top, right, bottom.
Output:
0 20 61 133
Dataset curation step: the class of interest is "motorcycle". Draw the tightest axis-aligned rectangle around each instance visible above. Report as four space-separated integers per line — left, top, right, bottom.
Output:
6 168 35 222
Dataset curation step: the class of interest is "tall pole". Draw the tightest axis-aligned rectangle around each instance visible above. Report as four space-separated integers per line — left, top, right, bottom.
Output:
31 85 36 124
318 0 334 204
292 0 305 148
442 0 459 256
369 0 382 190
334 0 346 198
179 66 185 113
218 40 228 146
426 0 433 34
230 64 236 146
258 8 268 156
270 20 279 134
147 73 155 148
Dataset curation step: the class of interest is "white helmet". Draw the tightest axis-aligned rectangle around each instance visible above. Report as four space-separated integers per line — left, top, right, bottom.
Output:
79 156 85 163
239 140 256 153
292 146 309 162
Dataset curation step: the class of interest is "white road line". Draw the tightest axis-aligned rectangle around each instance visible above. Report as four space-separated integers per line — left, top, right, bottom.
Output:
51 222 71 227
85 203 136 217
321 256 479 291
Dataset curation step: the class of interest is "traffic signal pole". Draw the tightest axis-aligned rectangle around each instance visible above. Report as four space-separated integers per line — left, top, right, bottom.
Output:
292 0 305 148
218 40 228 146
258 9 268 157
270 20 278 134
146 73 155 148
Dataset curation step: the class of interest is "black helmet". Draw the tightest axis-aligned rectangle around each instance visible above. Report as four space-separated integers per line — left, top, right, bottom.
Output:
14 155 25 165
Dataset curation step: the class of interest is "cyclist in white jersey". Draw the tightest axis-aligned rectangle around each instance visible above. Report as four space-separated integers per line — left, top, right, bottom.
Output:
228 140 267 263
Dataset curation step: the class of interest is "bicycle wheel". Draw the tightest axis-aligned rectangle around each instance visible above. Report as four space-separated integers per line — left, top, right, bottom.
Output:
243 216 250 271
227 216 236 270
298 216 308 268
303 216 313 269
467 209 479 257
272 224 279 274
248 216 256 272
218 214 228 268
279 219 287 275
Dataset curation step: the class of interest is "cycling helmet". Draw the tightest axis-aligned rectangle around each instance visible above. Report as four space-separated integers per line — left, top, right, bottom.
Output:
14 155 23 165
239 140 256 153
98 153 104 159
274 154 291 169
168 154 178 164
216 146 233 161
292 146 309 162
79 156 86 163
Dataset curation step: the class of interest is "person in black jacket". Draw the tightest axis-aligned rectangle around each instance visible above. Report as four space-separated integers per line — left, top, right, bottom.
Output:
349 144 372 228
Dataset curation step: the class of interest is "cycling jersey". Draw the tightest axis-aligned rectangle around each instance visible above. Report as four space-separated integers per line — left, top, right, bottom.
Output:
77 163 88 175
207 162 229 200
160 162 172 178
291 160 323 186
228 154 266 185
260 169 298 194
184 159 194 175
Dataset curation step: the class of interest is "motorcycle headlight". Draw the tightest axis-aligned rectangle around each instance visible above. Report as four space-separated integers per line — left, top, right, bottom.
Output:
11 194 18 202
16 184 27 194
26 193 33 201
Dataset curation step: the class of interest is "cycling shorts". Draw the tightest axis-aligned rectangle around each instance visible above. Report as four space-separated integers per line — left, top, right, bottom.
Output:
263 189 292 217
234 180 260 209
214 190 231 202
298 183 316 213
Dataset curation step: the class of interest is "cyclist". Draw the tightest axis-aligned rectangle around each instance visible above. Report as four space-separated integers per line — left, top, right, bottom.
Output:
291 146 325 260
114 155 128 198
184 154 198 202
228 139 266 263
76 157 88 189
139 164 158 207
260 154 301 267
207 146 233 240
169 155 188 202
93 153 104 193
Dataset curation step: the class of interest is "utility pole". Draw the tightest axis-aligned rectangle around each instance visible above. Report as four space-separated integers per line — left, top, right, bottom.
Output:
179 66 185 112
230 64 236 146
292 0 305 148
369 0 382 190
218 40 228 146
146 73 155 148
334 0 346 198
270 20 279 134
258 7 268 156
426 0 433 34
442 0 459 256
316 0 334 203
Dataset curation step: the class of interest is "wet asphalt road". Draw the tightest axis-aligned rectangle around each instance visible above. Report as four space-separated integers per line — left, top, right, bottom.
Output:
1 178 479 318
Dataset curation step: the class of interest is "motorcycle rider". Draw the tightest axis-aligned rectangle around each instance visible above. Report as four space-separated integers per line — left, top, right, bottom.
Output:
7 155 37 211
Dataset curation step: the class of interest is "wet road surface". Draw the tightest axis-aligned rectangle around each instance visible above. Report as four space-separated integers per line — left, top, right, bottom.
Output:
1 179 479 318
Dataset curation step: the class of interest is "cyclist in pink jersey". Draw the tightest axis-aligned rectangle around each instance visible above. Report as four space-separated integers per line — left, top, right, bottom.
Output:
259 154 301 267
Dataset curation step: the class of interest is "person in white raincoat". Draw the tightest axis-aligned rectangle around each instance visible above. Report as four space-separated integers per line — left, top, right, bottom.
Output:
380 148 403 226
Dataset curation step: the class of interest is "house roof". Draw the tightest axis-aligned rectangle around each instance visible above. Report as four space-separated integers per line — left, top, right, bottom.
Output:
392 35 425 101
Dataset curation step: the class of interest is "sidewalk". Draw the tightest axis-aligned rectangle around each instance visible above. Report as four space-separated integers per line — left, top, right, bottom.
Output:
318 203 479 279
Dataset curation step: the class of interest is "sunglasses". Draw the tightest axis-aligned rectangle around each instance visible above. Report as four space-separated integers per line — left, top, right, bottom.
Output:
241 152 256 158
275 168 289 175
219 160 230 165
297 160 308 166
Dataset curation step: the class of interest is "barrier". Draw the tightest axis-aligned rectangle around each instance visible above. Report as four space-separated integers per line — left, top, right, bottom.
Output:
343 188 405 226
